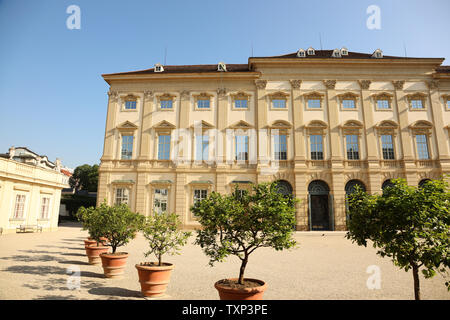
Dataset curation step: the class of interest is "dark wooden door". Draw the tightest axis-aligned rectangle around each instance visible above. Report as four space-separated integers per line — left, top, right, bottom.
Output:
310 194 330 231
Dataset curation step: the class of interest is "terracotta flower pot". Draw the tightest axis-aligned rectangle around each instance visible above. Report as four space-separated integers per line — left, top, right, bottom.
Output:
214 278 267 300
99 237 109 246
135 263 174 298
84 239 97 247
100 252 128 279
85 245 109 265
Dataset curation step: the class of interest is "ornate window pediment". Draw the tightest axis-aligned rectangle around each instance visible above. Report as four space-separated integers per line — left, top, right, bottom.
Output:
337 92 359 110
190 120 215 131
340 120 363 135
230 91 251 110
193 92 213 110
268 91 289 110
375 120 398 136
442 94 450 110
117 121 138 132
153 120 176 132
304 91 325 109
305 120 328 136
269 120 292 129
120 94 139 111
228 120 254 130
409 120 433 135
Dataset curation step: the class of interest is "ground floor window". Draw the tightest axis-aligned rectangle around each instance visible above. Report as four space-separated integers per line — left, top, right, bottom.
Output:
13 194 26 219
40 197 51 219
153 188 168 214
115 188 129 205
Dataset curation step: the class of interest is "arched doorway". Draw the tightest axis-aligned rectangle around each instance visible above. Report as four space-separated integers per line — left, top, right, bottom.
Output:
308 180 333 231
345 180 366 223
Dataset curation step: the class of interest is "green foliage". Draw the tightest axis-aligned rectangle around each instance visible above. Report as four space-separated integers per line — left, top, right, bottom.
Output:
142 212 191 266
77 202 144 253
346 178 450 298
62 194 96 219
69 164 99 192
192 182 298 284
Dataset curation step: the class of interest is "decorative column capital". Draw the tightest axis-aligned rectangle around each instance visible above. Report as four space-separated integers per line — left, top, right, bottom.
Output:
180 90 190 99
255 80 267 90
144 90 153 99
426 79 440 90
392 80 405 90
107 90 118 101
323 80 336 89
217 88 227 98
358 80 371 90
290 80 302 89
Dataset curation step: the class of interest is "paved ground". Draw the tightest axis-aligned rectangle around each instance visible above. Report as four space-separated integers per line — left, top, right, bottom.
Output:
0 221 448 300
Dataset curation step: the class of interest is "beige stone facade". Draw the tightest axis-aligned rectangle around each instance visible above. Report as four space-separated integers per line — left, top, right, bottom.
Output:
98 49 450 231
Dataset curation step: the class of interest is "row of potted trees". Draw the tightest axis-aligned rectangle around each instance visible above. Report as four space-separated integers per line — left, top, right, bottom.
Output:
77 182 298 300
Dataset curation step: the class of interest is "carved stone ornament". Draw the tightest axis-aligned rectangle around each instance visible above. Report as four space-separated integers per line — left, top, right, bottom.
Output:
358 80 371 90
180 90 190 99
290 80 302 89
392 80 405 90
217 88 227 97
255 80 267 90
426 80 439 90
144 90 153 99
107 90 118 101
323 80 336 89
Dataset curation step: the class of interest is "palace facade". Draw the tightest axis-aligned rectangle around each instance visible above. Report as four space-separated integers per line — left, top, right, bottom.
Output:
98 48 450 231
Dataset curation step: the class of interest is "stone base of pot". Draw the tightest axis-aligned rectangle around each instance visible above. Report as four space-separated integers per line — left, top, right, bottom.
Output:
100 252 128 279
214 278 267 300
85 245 109 265
135 263 174 298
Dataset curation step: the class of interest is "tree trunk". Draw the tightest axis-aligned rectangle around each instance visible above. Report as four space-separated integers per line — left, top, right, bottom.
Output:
238 255 248 285
158 254 162 266
412 265 420 300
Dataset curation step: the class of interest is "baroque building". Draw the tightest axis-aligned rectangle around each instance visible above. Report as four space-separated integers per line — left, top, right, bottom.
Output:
98 48 450 231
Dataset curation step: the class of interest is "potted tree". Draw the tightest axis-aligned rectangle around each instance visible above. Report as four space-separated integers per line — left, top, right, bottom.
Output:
95 202 145 279
192 182 298 300
136 211 191 298
76 206 109 264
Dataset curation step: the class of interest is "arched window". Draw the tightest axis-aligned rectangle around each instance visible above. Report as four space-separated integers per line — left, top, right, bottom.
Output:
382 179 395 191
418 179 431 188
345 180 366 195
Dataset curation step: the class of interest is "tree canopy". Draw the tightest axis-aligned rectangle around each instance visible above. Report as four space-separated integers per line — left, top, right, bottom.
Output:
69 164 99 192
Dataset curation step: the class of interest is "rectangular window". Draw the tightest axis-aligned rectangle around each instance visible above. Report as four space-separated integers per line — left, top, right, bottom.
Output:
346 135 359 160
153 188 168 214
381 135 395 160
308 99 321 109
196 135 209 161
125 100 137 110
416 134 429 159
13 194 26 219
447 100 450 109
235 135 249 161
121 135 133 160
310 135 324 160
160 100 173 109
272 99 286 109
197 99 210 109
40 197 50 219
115 188 129 205
158 135 171 160
411 100 424 109
193 189 208 204
342 99 355 109
377 100 390 110
234 99 248 109
274 134 287 160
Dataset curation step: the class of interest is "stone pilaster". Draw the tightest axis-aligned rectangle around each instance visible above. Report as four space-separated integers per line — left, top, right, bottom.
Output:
255 80 268 164
138 91 154 160
291 80 306 167
324 80 344 167
175 173 187 225
101 90 118 161
294 173 308 230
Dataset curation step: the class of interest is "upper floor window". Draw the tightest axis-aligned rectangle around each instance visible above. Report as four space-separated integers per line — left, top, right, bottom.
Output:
121 135 133 160
196 135 209 161
40 197 50 219
308 99 321 109
115 188 129 205
160 100 173 109
235 135 249 161
310 135 323 160
272 99 286 109
158 135 171 160
153 188 168 214
342 99 356 109
447 100 450 109
13 194 26 219
416 134 429 159
411 99 424 109
381 135 395 160
234 99 248 109
125 100 137 110
197 99 210 109
377 99 390 110
346 135 359 160
274 134 287 160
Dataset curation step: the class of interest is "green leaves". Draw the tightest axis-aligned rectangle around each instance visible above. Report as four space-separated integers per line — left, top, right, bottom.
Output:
141 212 191 266
346 178 450 292
192 182 298 276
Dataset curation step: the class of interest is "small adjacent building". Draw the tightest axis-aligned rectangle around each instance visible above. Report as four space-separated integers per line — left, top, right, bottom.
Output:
0 147 67 233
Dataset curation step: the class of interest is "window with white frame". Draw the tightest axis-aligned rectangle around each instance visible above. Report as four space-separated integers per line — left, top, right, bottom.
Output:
153 188 168 214
346 135 359 160
235 135 249 161
381 135 395 160
416 134 430 159
125 100 137 110
308 99 321 109
121 135 133 160
196 135 209 161
234 99 248 109
310 135 324 160
40 197 50 219
160 100 173 109
377 99 390 110
274 134 287 160
115 188 129 205
197 99 210 109
193 189 208 204
158 134 171 160
12 194 26 219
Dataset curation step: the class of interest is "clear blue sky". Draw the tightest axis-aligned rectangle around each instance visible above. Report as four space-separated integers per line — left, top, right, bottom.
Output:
0 0 449 169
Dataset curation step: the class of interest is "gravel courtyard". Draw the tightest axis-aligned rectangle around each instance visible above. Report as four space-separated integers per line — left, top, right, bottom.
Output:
0 221 448 300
